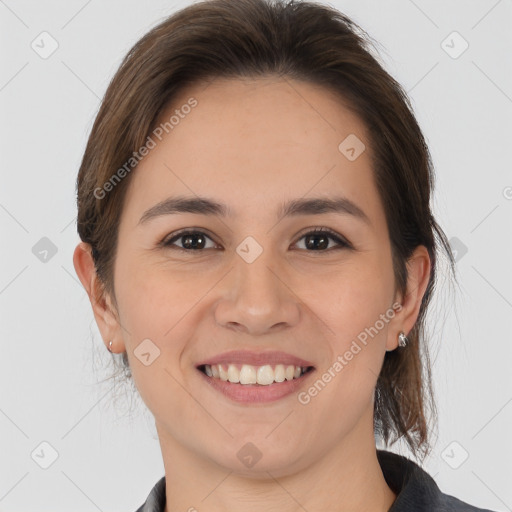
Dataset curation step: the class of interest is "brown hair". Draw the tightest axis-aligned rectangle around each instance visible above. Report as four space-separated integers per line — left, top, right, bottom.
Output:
76 0 455 459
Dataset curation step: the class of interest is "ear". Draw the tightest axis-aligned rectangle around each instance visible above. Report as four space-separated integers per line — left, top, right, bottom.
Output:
73 242 124 353
386 245 431 351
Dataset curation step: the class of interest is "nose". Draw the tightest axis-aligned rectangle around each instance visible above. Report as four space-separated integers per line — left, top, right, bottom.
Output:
213 244 301 336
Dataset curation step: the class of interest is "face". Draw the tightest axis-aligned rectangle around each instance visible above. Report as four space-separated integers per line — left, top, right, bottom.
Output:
100 77 408 476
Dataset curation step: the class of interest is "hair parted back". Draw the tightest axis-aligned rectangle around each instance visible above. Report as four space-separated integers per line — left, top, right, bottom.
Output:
76 0 455 459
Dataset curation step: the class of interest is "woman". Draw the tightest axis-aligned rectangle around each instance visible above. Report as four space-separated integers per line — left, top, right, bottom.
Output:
72 0 497 510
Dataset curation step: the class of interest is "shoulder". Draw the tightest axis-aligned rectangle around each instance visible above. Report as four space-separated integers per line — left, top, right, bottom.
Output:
133 476 166 512
377 450 497 511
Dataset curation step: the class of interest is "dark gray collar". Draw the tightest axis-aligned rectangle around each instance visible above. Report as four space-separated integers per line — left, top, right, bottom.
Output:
377 450 495 511
135 450 495 511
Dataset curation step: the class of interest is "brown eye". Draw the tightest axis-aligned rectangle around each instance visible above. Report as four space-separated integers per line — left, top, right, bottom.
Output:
161 227 351 253
163 231 217 251
293 228 351 251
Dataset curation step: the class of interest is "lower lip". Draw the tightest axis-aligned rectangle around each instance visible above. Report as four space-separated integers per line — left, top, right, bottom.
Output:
197 368 315 404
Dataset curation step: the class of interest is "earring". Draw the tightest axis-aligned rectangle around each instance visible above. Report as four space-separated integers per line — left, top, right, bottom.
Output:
107 340 113 353
398 331 408 348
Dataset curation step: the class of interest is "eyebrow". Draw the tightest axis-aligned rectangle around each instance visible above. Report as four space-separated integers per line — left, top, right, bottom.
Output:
138 195 370 225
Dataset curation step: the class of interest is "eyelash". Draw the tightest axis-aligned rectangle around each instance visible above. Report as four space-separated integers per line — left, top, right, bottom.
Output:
160 227 352 253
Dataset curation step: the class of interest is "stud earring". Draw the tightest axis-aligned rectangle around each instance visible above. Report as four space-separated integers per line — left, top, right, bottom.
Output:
107 340 113 353
398 331 408 348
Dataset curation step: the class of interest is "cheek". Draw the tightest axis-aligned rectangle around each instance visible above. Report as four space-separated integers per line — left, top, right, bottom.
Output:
306 258 394 343
298 270 394 436
301 256 394 405
111 258 192 389
113 266 206 420
114 252 207 339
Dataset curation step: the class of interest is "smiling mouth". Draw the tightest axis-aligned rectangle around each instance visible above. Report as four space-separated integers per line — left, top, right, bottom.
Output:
197 363 315 386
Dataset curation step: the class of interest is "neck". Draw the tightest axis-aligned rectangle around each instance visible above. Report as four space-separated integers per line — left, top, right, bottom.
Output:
157 409 396 512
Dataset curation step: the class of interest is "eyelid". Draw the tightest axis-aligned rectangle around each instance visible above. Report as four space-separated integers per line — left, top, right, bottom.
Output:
160 226 353 251
160 227 220 248
292 226 352 250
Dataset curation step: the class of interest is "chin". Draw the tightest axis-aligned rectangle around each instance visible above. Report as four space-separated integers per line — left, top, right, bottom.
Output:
203 437 307 477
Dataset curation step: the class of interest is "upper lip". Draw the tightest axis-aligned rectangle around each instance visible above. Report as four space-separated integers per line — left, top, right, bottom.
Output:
196 350 315 368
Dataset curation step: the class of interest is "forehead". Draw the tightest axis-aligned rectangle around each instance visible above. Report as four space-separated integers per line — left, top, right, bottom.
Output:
122 77 381 225
165 76 368 160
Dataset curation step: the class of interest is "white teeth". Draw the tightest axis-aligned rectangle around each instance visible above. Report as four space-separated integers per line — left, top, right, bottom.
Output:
240 364 257 384
257 365 274 385
274 364 286 382
218 364 228 381
202 363 308 385
227 364 240 383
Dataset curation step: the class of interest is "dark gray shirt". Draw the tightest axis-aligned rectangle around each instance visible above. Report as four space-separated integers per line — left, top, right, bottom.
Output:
134 449 497 511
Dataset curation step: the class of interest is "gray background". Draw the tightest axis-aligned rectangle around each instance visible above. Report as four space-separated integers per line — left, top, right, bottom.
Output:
0 0 511 511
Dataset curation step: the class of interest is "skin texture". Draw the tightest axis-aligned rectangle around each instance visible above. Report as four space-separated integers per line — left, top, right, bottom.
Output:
74 77 431 512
